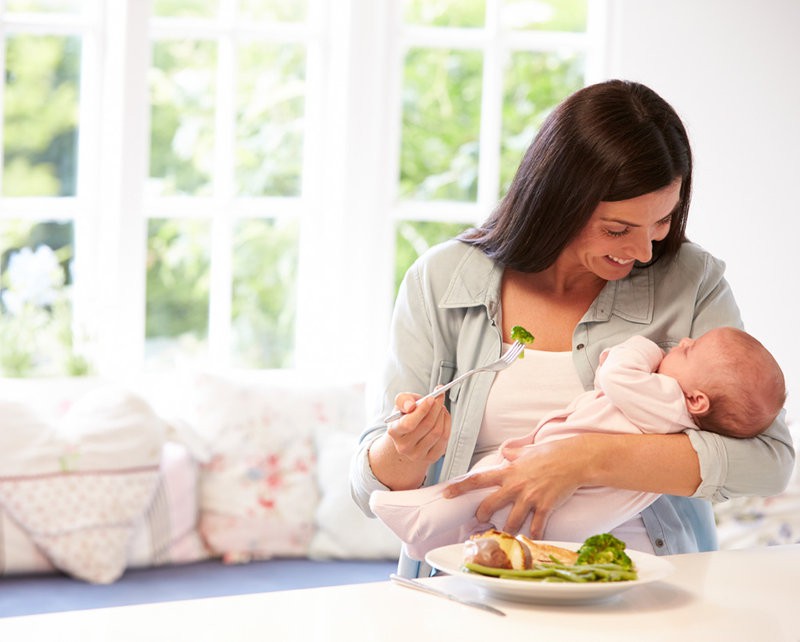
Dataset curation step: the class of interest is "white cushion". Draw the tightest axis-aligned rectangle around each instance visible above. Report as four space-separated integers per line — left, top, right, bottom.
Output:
0 385 165 583
309 428 401 560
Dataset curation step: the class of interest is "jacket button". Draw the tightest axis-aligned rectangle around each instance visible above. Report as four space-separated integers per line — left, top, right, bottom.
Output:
576 343 585 350
655 538 665 548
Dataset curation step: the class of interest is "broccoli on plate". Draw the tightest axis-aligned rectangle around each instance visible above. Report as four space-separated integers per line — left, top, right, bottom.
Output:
575 533 634 570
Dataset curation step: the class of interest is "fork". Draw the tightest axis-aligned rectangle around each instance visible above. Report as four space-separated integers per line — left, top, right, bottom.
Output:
383 340 525 424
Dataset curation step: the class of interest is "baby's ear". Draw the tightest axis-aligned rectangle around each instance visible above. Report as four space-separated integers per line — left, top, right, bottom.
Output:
686 391 711 416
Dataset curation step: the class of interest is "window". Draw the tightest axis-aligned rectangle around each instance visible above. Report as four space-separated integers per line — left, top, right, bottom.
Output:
0 0 602 380
0 0 93 376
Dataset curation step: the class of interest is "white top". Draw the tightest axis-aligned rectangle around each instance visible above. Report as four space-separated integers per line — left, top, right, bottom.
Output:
474 347 584 461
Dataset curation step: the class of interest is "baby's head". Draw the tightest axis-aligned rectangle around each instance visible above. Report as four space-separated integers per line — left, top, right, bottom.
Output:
657 327 786 437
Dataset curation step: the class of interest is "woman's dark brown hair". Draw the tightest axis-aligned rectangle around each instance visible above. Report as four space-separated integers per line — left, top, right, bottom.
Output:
461 80 692 271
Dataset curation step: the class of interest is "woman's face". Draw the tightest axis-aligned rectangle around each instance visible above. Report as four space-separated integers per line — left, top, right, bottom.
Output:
562 179 682 281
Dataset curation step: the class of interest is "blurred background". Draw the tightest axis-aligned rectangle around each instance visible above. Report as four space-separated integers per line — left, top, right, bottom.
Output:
0 0 797 417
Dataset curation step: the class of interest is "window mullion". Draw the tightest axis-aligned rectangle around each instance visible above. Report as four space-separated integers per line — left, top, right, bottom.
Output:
70 1 100 373
477 0 503 216
207 9 236 368
92 0 150 375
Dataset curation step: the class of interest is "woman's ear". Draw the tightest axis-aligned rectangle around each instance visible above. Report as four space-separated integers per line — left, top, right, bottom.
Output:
686 390 710 416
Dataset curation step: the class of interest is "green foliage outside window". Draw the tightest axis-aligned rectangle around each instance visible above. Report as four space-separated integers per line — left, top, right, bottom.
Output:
149 40 217 197
152 0 219 18
0 221 90 376
145 218 211 350
400 48 483 202
2 35 80 197
404 0 486 27
500 50 585 193
231 218 299 368
236 42 306 197
501 0 587 31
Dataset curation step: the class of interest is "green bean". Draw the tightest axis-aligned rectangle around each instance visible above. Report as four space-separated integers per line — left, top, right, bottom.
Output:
463 560 638 583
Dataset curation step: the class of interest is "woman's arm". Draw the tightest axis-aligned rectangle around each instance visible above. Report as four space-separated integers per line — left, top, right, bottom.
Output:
685 249 795 499
445 431 700 538
581 432 701 495
350 258 453 513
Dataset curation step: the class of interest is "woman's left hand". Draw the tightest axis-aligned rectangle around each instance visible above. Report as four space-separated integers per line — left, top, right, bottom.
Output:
444 437 588 539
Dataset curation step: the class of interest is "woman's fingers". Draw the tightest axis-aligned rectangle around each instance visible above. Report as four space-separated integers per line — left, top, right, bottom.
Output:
446 440 585 536
444 469 499 498
528 507 552 540
386 394 450 463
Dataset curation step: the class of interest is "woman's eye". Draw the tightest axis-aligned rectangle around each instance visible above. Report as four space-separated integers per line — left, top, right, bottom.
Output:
658 214 673 226
605 228 629 238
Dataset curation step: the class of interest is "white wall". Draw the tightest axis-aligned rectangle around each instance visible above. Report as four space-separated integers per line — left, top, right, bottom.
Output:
604 0 800 419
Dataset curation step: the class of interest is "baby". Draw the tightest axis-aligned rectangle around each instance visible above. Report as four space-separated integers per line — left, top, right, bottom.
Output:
369 327 787 560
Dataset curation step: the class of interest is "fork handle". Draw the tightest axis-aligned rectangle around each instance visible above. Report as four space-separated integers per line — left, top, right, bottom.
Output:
382 369 474 424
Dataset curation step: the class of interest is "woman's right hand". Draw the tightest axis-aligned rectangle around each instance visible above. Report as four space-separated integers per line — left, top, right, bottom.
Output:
385 391 451 464
367 392 451 491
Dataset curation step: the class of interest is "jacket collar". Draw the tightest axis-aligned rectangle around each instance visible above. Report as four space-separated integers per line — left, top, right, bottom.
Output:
584 267 654 324
438 243 654 325
439 244 503 320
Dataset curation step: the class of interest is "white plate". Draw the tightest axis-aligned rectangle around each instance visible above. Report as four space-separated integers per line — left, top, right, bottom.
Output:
425 541 674 605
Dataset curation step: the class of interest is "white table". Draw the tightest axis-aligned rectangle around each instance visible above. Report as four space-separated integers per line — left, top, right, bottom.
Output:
1 545 798 642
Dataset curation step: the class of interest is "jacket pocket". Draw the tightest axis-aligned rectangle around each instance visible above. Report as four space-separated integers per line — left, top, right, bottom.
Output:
437 360 456 386
437 360 462 402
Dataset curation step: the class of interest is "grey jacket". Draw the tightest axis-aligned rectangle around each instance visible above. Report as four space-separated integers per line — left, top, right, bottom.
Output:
351 240 794 577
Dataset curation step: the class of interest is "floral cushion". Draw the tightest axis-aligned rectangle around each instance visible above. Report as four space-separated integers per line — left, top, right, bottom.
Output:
184 372 365 563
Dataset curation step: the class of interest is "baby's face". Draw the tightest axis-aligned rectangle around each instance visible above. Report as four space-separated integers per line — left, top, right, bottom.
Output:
657 329 728 393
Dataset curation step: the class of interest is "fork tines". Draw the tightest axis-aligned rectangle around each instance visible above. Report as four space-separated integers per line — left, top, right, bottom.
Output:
505 341 525 361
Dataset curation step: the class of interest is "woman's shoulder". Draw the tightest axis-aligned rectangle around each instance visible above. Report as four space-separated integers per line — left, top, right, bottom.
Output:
416 238 481 264
656 241 727 280
412 239 493 278
407 239 499 306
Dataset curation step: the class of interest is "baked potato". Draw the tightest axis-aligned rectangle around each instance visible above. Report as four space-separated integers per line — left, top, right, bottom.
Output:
463 529 579 570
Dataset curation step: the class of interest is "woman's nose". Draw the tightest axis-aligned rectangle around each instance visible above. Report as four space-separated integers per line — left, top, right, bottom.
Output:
628 230 654 263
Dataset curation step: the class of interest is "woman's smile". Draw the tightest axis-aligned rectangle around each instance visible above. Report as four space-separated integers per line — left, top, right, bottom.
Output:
607 255 635 266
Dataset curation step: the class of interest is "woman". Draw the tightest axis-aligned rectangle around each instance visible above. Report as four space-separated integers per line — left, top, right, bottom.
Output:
349 80 794 578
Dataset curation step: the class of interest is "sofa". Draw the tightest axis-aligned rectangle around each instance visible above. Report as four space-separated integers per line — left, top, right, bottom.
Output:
0 372 797 619
0 371 401 618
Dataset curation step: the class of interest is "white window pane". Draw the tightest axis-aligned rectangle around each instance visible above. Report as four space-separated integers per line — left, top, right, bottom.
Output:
403 0 485 27
236 42 306 197
3 35 81 197
500 49 585 195
400 48 483 202
4 0 87 13
0 219 86 376
152 0 219 18
238 0 308 23
501 0 588 32
149 40 217 197
231 217 299 368
145 218 211 368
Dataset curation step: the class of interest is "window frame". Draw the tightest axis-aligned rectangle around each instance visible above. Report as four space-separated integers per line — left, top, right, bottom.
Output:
0 0 607 381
